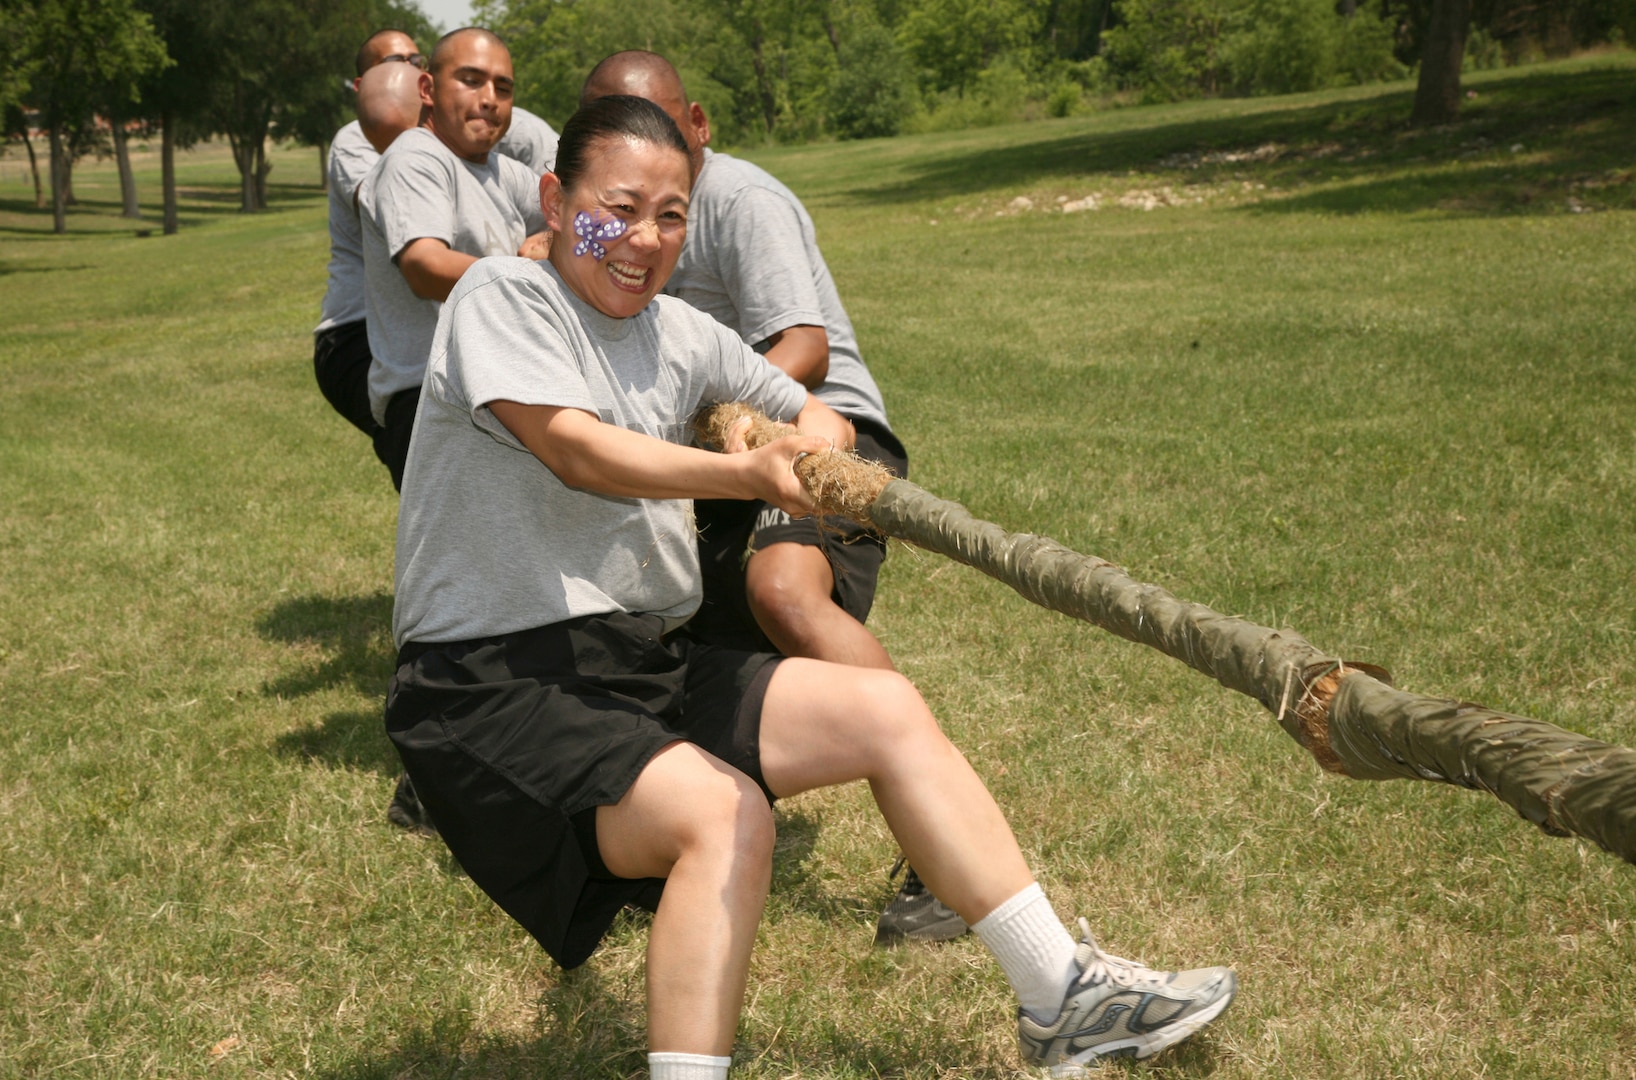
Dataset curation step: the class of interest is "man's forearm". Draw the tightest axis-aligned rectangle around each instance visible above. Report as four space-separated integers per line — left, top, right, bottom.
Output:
761 324 829 388
397 238 478 301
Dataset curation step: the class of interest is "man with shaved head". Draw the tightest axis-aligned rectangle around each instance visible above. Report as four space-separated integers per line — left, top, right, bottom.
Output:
580 52 947 945
358 26 548 495
311 28 426 447
357 61 425 154
357 27 550 833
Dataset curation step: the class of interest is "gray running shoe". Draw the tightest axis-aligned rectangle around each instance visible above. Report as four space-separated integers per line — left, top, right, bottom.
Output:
1018 918 1236 1075
873 858 969 945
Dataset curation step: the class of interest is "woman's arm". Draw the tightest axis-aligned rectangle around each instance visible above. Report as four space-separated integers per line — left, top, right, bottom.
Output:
487 400 832 516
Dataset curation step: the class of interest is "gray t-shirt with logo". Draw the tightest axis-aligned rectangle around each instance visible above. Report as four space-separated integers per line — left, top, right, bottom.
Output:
393 257 809 648
358 127 546 424
495 105 559 176
665 148 889 431
315 120 377 333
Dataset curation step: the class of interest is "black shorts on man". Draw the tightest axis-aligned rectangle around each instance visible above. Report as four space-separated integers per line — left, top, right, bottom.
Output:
312 319 382 439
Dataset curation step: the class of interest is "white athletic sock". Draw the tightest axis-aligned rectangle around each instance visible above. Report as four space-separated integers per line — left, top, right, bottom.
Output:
972 882 1081 1022
648 1051 731 1080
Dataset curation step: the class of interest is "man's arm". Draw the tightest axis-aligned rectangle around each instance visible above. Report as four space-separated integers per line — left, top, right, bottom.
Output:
760 324 829 388
398 234 552 300
396 239 478 302
487 401 830 515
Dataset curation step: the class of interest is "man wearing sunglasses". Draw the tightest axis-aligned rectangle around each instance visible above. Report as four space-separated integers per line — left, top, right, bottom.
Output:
312 29 430 449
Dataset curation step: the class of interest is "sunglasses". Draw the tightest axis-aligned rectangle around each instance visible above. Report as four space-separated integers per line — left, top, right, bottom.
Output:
380 53 428 70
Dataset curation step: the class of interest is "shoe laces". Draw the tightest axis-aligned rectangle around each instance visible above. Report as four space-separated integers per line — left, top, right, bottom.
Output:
1072 917 1171 991
887 855 928 897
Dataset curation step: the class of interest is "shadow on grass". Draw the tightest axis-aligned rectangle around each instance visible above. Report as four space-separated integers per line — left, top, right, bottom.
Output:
0 260 96 275
255 590 396 701
0 181 325 236
271 707 398 775
314 953 1236 1078
848 63 1635 217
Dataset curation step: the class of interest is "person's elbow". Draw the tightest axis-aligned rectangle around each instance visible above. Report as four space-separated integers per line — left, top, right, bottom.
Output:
765 325 829 389
396 240 459 301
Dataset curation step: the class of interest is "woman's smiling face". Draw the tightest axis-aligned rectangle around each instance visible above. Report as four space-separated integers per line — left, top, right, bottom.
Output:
544 135 691 319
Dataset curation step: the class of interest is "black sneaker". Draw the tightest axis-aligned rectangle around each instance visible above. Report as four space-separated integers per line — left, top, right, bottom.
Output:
386 771 437 835
873 856 969 945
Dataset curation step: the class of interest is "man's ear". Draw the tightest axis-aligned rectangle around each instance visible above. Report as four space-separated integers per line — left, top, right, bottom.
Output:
418 70 434 110
689 101 711 148
539 172 564 233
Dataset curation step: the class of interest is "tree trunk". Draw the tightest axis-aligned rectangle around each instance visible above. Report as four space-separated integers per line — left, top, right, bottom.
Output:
113 120 140 218
229 131 259 212
21 126 44 208
254 137 270 209
749 33 777 135
822 9 840 58
48 125 67 234
1412 0 1472 126
162 110 177 236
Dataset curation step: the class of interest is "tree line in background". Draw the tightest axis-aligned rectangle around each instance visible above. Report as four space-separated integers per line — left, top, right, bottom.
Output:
1 0 436 233
482 0 1635 143
3 0 1632 234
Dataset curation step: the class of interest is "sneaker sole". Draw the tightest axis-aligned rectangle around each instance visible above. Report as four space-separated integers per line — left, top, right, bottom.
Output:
873 917 970 945
1042 977 1237 1076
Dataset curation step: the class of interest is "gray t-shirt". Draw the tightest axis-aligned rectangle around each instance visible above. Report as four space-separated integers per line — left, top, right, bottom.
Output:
494 106 559 176
666 148 890 431
394 257 810 647
358 127 547 424
314 120 377 333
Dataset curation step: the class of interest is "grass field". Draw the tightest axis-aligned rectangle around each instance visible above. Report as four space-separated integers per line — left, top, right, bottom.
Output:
2 55 1634 1079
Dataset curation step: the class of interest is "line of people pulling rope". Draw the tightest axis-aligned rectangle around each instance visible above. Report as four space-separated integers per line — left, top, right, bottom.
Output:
309 28 1237 1080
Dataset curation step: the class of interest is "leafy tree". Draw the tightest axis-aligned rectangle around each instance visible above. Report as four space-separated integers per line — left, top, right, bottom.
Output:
134 0 225 233
277 0 439 190
897 0 1038 95
478 0 702 132
1 2 46 206
201 0 379 211
20 0 169 233
828 8 916 138
1101 0 1237 100
1222 0 1400 95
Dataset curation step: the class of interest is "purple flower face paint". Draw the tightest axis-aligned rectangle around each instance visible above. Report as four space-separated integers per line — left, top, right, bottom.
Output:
572 209 628 261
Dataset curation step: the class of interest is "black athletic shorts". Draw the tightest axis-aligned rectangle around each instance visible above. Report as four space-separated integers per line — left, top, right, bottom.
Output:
312 320 381 439
374 387 420 493
683 417 908 653
384 611 781 969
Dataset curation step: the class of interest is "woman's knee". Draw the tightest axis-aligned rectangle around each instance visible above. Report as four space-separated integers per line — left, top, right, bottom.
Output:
600 749 775 877
847 670 944 755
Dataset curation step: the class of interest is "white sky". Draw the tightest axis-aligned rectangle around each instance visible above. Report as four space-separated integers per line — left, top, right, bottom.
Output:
416 0 477 33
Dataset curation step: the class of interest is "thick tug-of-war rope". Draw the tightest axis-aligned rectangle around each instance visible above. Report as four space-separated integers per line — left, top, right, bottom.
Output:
696 402 1636 867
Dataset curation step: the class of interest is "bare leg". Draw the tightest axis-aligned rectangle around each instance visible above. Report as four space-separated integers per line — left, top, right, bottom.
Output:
759 659 1033 923
745 542 896 671
595 742 775 1055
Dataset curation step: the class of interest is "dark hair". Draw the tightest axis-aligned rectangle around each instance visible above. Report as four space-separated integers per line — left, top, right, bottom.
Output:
356 28 410 77
429 27 507 76
554 95 691 193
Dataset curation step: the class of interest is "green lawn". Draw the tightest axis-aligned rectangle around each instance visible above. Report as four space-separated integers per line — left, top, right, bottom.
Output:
2 54 1634 1079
